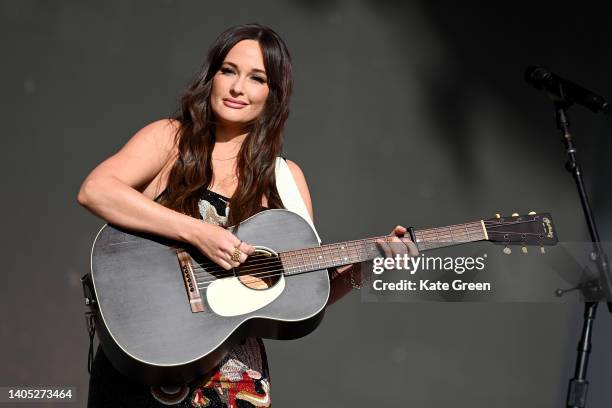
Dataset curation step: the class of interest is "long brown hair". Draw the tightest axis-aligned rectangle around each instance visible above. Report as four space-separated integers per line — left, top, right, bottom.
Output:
160 24 292 226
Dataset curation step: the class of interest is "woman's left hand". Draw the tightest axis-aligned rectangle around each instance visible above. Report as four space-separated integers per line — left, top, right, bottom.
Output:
376 225 419 259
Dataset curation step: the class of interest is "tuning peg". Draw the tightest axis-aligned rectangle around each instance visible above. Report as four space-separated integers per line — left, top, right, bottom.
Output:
503 246 512 255
495 213 501 219
528 211 536 215
540 246 546 254
522 246 528 254
511 212 519 217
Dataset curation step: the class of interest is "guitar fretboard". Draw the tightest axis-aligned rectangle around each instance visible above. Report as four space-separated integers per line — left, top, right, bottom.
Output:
278 221 487 275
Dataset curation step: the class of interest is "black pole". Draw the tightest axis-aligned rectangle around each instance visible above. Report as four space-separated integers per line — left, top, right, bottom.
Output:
553 101 612 408
555 102 612 300
566 302 597 408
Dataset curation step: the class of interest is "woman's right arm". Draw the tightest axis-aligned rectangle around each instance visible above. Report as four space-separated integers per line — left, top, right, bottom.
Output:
77 119 252 269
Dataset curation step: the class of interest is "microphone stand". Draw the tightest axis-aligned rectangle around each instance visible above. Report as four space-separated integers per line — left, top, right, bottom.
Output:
552 100 612 408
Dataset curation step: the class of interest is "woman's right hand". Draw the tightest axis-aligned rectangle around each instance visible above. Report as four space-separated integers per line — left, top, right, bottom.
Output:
189 223 255 270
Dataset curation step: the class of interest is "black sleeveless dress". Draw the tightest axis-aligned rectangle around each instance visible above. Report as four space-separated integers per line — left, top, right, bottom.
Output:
87 190 272 408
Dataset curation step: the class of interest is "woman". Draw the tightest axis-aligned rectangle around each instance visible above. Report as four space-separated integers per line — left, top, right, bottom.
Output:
78 23 416 408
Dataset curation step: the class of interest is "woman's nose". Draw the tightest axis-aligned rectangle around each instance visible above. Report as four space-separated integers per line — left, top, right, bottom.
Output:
230 76 245 95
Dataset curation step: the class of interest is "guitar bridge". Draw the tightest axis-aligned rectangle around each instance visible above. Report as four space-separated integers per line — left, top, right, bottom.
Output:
176 249 204 313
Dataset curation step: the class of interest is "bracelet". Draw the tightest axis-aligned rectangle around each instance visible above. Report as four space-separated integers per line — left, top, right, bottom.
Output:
349 264 362 290
330 265 362 290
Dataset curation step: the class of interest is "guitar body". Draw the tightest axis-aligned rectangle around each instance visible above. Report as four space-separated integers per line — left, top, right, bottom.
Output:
89 207 557 385
90 209 329 385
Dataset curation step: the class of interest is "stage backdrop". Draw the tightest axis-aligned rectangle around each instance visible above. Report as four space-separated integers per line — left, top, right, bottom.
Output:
2 1 612 407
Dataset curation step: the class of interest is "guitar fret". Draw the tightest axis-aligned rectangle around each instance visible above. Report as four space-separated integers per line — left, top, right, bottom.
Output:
299 248 307 273
322 246 329 268
348 241 356 264
340 243 348 265
351 240 363 264
312 247 319 270
334 243 341 265
321 246 330 269
354 240 363 263
291 250 299 274
285 251 291 274
327 245 336 268
281 252 290 275
288 251 297 275
307 249 314 270
315 246 323 270
451 225 465 243
414 231 423 251
301 248 309 271
345 242 352 264
306 249 313 271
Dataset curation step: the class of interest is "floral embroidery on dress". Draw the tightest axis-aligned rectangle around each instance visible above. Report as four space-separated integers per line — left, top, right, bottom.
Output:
191 371 270 408
191 339 271 407
198 196 229 226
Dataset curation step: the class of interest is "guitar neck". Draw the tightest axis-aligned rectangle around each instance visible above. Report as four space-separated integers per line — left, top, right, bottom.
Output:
278 220 487 275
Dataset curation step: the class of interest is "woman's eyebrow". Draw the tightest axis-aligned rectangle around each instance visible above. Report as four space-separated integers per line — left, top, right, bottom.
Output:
223 61 266 75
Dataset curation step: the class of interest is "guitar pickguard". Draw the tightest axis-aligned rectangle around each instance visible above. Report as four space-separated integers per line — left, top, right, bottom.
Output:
206 276 286 317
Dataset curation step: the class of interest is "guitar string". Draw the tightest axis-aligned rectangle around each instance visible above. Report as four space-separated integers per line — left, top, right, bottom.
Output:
192 232 470 285
194 231 550 289
190 227 487 278
191 231 548 288
192 242 381 282
188 221 540 277
195 249 374 289
189 221 490 273
189 227 545 281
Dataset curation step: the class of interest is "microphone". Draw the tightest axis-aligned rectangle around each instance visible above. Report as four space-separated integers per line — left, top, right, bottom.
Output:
524 66 609 114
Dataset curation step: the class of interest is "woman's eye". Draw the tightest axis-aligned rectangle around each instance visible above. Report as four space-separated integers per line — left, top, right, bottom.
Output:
219 67 265 83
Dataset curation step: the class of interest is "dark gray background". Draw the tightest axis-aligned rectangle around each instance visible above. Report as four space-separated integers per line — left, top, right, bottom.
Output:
2 1 612 406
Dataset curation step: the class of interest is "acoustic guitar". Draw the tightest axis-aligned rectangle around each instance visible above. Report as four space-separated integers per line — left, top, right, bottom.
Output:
86 209 557 384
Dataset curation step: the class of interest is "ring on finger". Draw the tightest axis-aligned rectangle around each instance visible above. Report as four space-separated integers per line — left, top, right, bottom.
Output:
231 246 242 263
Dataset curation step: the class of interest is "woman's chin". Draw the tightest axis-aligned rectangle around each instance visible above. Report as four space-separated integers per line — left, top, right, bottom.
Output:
215 115 252 130
216 116 250 132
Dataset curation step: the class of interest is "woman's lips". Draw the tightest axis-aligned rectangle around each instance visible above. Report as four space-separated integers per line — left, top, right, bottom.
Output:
222 99 248 109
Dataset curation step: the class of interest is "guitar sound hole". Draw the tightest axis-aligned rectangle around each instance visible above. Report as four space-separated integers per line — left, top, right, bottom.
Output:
235 252 282 290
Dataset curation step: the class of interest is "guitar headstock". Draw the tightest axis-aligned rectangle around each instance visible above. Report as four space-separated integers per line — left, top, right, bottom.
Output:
484 212 558 253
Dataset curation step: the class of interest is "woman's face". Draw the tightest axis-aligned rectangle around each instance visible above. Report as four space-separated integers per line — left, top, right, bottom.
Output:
210 39 270 129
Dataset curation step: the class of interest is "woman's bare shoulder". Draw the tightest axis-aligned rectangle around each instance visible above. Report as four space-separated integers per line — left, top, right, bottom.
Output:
284 158 314 219
285 158 304 177
80 119 182 197
133 118 181 151
145 118 181 133
130 119 182 197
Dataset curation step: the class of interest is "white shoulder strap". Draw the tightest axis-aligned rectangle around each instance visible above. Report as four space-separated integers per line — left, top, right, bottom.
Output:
274 157 321 243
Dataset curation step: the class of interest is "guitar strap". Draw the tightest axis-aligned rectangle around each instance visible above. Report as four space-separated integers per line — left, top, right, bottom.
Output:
274 157 321 244
80 273 97 374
